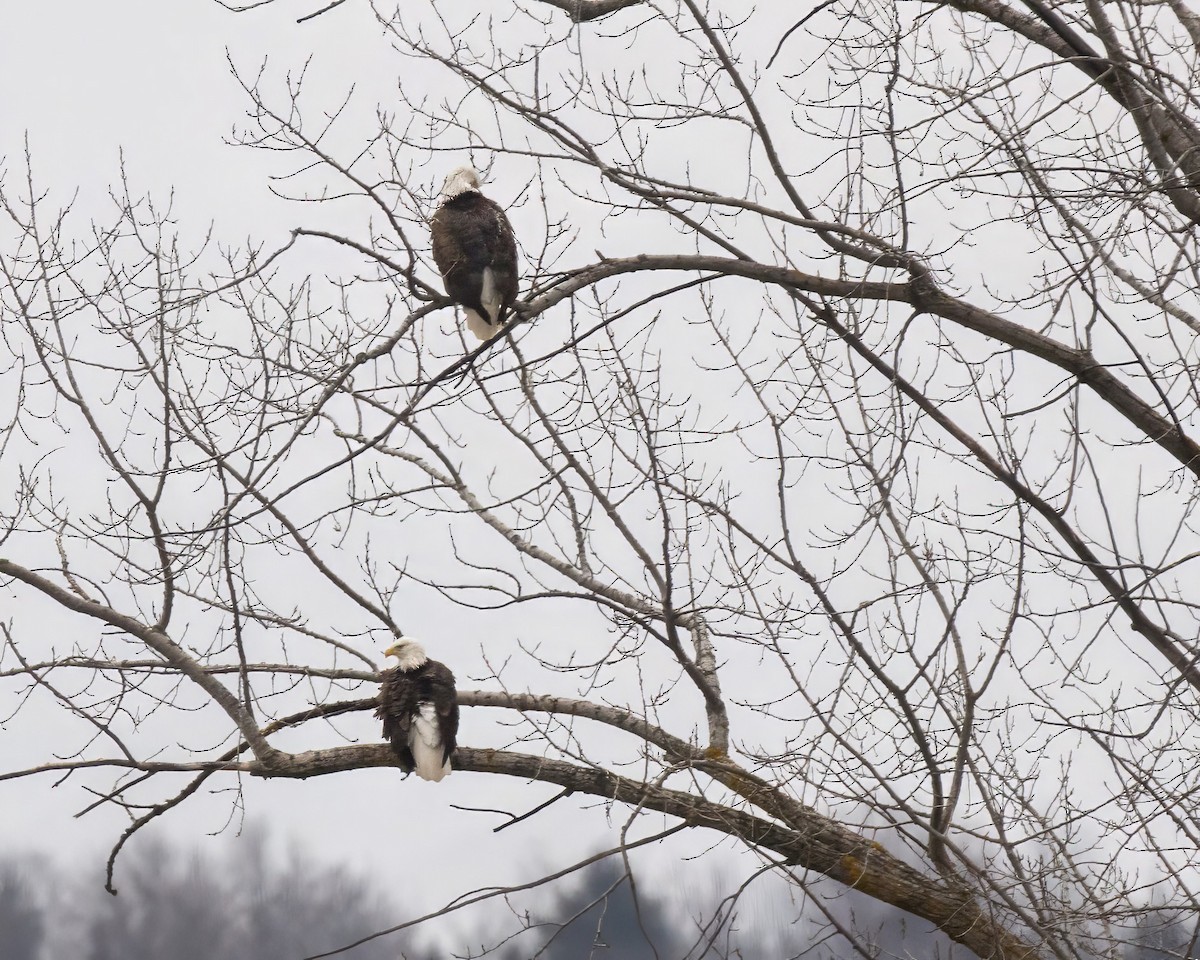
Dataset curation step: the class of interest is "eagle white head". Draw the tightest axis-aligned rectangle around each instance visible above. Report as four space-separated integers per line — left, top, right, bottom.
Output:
383 637 429 672
441 165 482 199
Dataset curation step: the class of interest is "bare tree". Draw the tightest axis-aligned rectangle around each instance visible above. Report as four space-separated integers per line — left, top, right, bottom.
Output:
4 0 1200 956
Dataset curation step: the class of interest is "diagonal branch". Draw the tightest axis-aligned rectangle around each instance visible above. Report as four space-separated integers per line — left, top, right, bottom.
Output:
520 254 1200 477
265 742 1043 960
0 558 282 765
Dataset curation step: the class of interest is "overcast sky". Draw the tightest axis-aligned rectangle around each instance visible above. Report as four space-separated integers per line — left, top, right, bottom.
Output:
9 3 1194 958
0 0 538 908
0 3 794 948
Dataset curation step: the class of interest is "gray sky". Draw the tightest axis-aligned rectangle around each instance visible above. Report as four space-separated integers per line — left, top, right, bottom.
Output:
5 2 1196 958
0 0 514 909
0 0 776 936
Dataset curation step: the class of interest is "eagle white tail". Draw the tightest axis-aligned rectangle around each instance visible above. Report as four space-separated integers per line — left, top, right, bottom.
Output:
409 702 451 781
464 307 499 342
464 266 503 341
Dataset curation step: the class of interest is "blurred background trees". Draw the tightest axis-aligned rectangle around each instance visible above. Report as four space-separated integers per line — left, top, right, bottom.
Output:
3 836 1195 958
1 832 412 960
0 862 44 960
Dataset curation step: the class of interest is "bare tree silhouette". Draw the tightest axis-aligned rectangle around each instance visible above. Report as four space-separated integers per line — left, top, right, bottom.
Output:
5 0 1200 957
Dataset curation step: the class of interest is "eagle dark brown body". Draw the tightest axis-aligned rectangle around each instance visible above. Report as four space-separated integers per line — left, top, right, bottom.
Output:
431 167 519 341
376 646 459 781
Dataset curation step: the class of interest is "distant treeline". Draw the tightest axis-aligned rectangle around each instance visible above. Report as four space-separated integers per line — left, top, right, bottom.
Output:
0 831 410 960
2 834 1194 959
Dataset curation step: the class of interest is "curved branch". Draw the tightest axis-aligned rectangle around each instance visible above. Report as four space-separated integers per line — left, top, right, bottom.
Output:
939 0 1200 223
265 742 1042 960
521 254 1200 477
530 0 643 20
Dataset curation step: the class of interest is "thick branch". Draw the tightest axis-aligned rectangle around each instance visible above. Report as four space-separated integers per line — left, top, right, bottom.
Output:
939 0 1200 224
531 0 643 20
525 255 1200 477
265 743 1041 960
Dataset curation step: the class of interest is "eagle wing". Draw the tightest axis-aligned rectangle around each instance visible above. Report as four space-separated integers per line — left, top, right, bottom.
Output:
484 201 519 319
423 659 460 762
376 667 418 772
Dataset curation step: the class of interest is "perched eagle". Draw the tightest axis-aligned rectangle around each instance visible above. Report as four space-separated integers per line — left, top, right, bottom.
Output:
431 165 519 341
376 638 459 782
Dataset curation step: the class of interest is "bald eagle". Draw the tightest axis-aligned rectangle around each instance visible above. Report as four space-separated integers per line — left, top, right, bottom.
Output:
431 166 519 341
376 638 459 782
